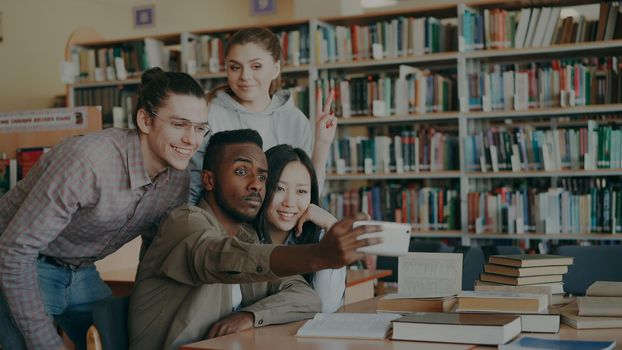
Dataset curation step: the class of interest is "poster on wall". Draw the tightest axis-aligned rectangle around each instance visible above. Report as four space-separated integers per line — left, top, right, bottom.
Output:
250 0 276 15
0 107 90 133
134 5 155 28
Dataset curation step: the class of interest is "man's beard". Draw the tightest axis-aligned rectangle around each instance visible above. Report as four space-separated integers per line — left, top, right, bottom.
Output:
213 184 260 223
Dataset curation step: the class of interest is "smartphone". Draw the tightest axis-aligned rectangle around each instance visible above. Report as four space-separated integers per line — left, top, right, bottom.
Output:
353 220 411 256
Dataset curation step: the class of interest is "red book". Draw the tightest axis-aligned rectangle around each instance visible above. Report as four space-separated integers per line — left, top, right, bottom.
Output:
16 147 47 180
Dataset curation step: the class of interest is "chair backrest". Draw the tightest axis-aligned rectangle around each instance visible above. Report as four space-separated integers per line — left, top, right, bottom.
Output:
376 239 448 283
455 245 485 291
555 245 622 295
91 296 130 350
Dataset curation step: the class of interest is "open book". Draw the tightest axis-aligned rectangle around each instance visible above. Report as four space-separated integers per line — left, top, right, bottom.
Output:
295 313 400 340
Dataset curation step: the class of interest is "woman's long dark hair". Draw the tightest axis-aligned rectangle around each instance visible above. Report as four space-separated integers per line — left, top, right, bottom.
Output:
253 144 321 283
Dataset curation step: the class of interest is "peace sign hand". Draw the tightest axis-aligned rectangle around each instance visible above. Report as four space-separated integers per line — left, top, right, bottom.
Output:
315 89 337 146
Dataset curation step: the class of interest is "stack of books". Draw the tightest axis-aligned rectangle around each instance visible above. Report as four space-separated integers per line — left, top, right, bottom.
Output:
376 294 456 314
392 312 521 345
477 254 573 305
561 281 622 330
455 290 559 333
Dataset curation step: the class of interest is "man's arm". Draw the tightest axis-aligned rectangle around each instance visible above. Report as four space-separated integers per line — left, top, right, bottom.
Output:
160 212 380 286
207 274 320 338
0 151 96 350
269 214 380 276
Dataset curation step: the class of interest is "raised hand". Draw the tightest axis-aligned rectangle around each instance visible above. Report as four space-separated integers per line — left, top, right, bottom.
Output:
295 204 338 237
315 89 337 146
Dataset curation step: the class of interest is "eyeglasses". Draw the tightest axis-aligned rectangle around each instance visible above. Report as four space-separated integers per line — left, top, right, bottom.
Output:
150 111 211 137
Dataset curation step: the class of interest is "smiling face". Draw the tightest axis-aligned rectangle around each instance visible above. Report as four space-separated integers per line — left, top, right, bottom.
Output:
225 42 280 112
211 143 268 223
138 93 208 177
266 161 312 235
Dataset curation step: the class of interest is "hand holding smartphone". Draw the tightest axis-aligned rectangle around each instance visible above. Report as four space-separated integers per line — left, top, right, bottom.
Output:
353 220 411 256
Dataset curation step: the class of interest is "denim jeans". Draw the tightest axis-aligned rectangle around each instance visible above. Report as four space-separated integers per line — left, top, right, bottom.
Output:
0 258 112 350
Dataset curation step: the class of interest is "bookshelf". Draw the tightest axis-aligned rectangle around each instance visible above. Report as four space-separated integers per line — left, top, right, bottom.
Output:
64 0 622 247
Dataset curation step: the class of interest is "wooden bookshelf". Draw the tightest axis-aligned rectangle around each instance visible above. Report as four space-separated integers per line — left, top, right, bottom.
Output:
64 0 622 247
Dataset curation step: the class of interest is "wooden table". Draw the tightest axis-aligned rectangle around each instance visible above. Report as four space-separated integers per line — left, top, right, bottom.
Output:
97 267 135 297
180 297 622 350
345 269 392 305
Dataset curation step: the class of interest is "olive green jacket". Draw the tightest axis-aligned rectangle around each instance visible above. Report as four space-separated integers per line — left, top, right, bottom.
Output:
128 199 321 350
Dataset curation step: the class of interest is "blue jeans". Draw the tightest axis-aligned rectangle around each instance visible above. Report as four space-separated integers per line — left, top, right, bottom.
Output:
0 258 112 350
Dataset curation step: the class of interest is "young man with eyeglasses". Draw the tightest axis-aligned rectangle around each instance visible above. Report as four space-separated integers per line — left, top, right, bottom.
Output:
0 68 209 350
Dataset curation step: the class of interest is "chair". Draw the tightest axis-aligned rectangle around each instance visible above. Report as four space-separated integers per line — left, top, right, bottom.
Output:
86 296 130 350
454 245 486 291
481 244 523 261
555 245 622 296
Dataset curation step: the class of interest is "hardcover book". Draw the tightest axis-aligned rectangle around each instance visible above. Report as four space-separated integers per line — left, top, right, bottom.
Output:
391 312 521 345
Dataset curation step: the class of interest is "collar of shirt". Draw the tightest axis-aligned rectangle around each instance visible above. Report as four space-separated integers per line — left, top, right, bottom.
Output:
197 198 257 243
125 130 170 190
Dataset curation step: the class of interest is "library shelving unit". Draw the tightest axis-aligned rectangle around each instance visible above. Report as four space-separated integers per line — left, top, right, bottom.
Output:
64 0 622 247
65 20 313 128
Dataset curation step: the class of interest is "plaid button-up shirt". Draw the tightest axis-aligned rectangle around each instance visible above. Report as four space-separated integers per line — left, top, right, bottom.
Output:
0 128 189 349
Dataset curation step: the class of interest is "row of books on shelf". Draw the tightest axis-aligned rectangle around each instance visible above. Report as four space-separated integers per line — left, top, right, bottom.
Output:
465 121 622 173
74 87 137 128
315 16 457 64
315 67 457 118
327 129 459 175
465 57 622 111
181 26 310 74
72 82 307 128
71 38 182 83
468 178 622 234
322 184 460 231
461 2 622 51
0 147 50 197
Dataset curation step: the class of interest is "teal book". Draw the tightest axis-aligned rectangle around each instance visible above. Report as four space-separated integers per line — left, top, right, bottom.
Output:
501 337 615 350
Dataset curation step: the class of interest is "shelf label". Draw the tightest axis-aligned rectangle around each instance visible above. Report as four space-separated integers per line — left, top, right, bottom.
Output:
372 100 387 117
186 60 197 75
364 158 373 174
94 68 105 82
60 60 76 84
209 58 220 73
0 107 90 133
114 57 128 80
372 43 383 60
106 66 116 81
336 159 346 175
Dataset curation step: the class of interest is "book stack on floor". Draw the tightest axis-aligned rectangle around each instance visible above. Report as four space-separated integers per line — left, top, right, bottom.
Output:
478 254 573 305
561 281 622 330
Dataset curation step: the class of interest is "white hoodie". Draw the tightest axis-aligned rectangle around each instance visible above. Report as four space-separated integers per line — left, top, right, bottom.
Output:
189 89 313 204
